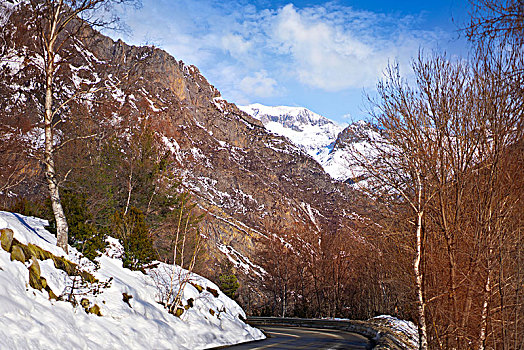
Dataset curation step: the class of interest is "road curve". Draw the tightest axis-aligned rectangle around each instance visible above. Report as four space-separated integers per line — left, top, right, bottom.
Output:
225 325 370 349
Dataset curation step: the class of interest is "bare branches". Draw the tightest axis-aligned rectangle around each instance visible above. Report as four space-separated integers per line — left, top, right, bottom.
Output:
354 29 523 348
466 0 524 45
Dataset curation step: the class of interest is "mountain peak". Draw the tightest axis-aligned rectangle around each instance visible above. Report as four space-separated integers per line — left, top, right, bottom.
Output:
238 103 339 128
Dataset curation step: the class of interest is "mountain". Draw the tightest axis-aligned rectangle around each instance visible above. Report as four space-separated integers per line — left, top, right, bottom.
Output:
0 2 371 307
323 120 381 183
239 104 378 183
238 103 345 168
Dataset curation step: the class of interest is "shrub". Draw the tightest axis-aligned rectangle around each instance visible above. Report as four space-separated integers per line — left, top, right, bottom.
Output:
45 190 106 262
218 272 239 300
111 207 157 271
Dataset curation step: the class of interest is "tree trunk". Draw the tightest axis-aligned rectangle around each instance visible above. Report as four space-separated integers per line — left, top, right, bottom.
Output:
478 272 491 350
45 51 69 253
415 211 428 350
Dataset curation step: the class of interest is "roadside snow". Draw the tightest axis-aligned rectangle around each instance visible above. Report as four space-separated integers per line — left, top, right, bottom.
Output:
0 211 264 349
372 315 419 349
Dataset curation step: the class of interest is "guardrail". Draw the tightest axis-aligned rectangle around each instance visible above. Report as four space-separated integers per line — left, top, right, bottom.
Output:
246 316 412 350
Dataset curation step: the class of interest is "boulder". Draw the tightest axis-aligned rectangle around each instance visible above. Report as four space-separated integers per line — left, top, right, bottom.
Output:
88 304 102 316
29 256 41 278
175 307 184 317
81 298 90 308
29 269 44 290
10 245 25 262
0 228 14 252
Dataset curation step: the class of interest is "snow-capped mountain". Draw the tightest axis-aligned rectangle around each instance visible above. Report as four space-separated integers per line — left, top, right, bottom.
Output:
323 120 380 183
238 103 345 163
239 104 379 183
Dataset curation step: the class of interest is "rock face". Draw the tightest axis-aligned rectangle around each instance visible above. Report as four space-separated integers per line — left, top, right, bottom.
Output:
0 3 368 286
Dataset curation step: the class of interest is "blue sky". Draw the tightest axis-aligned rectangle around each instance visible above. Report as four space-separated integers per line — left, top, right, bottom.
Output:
108 0 471 124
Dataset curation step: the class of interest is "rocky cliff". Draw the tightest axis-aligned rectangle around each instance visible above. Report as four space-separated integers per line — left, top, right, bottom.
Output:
0 2 369 292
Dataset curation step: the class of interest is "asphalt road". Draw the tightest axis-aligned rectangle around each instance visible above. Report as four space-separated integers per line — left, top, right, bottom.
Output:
225 325 370 349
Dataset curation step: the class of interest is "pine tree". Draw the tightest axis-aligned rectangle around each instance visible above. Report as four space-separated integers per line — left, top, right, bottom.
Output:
112 207 157 271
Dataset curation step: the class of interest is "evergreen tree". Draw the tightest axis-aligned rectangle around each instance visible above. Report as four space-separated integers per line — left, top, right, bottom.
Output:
112 207 157 271
218 261 240 300
45 190 106 262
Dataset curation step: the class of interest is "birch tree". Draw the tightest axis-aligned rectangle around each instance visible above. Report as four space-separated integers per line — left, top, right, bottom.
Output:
26 0 136 252
349 63 443 349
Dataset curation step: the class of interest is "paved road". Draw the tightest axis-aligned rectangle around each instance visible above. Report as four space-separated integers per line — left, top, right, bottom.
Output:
225 325 370 349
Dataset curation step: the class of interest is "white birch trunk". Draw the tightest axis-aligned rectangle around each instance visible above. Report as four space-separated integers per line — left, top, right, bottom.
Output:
478 266 492 350
44 4 69 253
415 210 428 350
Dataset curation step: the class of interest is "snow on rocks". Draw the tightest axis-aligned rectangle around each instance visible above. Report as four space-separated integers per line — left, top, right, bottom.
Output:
371 315 419 349
0 211 264 349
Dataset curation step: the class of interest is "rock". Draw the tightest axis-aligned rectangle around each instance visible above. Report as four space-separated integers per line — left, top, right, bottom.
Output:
122 292 133 308
27 243 52 260
0 228 14 252
29 256 40 278
81 298 90 308
46 286 58 300
10 245 25 262
40 276 48 289
190 283 203 293
175 307 184 317
88 304 102 316
209 308 215 316
206 286 219 298
29 269 43 290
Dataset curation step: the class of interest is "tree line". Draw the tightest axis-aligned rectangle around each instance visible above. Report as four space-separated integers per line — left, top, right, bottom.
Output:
0 0 205 274
257 1 523 349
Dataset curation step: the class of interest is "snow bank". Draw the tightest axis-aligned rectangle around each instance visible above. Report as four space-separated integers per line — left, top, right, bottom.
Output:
372 315 419 349
0 211 264 349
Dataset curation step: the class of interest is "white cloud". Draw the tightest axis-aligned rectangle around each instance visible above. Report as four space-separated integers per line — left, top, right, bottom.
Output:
266 4 439 90
221 34 253 56
113 1 450 102
239 70 279 99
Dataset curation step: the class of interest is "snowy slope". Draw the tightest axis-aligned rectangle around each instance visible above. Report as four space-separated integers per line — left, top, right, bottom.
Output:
322 120 381 182
0 211 264 349
239 104 380 183
238 103 345 164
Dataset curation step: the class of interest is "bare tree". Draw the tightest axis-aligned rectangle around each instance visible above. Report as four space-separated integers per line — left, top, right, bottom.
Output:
352 42 523 348
350 63 444 349
466 0 524 45
24 0 137 252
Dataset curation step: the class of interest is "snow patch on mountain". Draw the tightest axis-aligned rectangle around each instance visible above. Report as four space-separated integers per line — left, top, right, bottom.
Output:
323 120 381 182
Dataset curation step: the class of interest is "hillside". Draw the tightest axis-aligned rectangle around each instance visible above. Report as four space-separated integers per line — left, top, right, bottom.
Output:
0 0 371 295
0 211 264 349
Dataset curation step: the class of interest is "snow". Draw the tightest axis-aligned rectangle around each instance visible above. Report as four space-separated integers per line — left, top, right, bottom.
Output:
0 0 18 26
0 211 264 349
372 315 419 349
239 104 383 184
240 103 345 164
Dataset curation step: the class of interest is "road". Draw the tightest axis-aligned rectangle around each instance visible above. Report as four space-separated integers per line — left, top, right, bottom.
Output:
225 325 370 349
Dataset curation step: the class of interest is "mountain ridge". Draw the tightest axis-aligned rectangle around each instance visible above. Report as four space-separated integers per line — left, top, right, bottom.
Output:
0 1 371 308
239 103 377 183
